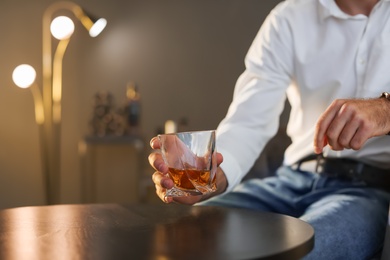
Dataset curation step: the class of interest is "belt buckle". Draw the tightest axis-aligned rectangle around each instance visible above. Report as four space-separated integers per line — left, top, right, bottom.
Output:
316 155 365 181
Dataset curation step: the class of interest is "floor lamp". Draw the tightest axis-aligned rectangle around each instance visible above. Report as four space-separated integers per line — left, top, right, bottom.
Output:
12 1 107 205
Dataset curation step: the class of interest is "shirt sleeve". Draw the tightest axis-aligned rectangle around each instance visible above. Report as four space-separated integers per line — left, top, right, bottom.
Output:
217 7 294 192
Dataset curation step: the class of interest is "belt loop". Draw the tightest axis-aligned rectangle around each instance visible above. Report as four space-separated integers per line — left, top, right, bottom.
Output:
355 162 364 179
357 163 363 174
315 153 324 173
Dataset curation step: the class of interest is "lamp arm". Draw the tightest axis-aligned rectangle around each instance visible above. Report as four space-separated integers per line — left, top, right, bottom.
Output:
52 38 71 124
42 1 80 205
41 1 104 205
29 82 50 204
42 1 85 124
30 83 45 125
43 1 95 122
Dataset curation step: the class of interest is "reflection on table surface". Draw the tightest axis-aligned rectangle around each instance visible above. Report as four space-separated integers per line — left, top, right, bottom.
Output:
0 204 314 260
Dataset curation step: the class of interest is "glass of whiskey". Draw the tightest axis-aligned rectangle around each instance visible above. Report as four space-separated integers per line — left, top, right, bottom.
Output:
158 130 217 197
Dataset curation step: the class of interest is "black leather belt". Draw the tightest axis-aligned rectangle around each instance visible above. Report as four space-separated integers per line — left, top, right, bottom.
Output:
293 154 390 191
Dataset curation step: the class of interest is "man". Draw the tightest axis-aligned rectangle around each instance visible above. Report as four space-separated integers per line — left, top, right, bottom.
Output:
149 0 390 258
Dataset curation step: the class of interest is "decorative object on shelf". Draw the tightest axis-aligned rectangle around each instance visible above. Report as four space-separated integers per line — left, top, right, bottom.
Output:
12 1 107 205
124 81 141 134
89 82 142 137
89 91 127 137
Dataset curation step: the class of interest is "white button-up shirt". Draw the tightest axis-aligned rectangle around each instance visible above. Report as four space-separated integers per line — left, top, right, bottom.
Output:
217 0 390 191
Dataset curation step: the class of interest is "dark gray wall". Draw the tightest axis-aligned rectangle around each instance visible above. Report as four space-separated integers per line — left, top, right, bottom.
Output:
0 0 282 208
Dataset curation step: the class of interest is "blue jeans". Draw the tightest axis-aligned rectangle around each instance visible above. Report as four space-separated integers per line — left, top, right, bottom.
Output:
198 166 390 260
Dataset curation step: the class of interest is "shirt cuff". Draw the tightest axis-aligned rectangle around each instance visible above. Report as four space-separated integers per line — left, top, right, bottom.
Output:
217 148 244 193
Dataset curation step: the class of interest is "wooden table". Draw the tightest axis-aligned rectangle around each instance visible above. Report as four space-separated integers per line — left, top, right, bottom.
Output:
0 204 314 260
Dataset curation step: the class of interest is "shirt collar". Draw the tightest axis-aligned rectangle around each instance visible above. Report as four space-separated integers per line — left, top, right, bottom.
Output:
318 0 388 21
318 0 347 20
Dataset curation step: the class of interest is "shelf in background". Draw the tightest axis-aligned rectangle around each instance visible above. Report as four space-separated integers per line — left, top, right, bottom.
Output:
84 135 145 148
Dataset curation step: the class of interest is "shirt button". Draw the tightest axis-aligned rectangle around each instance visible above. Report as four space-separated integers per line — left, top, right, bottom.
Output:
359 59 365 65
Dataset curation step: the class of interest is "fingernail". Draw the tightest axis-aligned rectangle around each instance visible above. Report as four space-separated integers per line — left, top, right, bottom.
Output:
150 138 156 148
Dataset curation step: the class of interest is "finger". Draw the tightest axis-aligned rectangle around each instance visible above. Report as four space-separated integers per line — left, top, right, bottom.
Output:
338 119 360 149
154 184 174 203
164 196 174 203
350 132 370 150
150 137 161 149
148 152 169 173
314 100 345 153
152 172 174 203
349 123 371 150
323 135 328 149
216 153 223 166
325 108 351 151
152 171 174 189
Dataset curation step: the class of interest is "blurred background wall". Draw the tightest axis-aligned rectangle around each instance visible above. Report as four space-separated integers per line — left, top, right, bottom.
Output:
0 0 283 208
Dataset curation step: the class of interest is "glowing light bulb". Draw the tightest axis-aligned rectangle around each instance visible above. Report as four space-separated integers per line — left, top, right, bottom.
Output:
12 64 36 88
89 18 107 37
50 16 75 40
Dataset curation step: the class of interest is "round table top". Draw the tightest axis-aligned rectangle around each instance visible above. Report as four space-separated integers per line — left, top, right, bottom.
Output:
0 204 314 260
